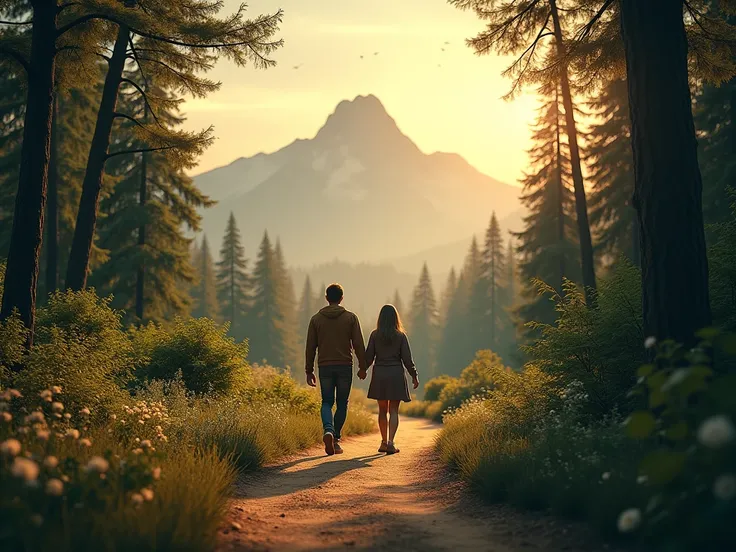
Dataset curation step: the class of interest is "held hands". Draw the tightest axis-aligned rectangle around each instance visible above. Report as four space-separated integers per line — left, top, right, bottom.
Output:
357 368 367 380
412 375 420 390
306 372 317 387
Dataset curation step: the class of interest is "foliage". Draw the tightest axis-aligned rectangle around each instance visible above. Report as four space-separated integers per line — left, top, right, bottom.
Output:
423 374 455 402
190 235 220 320
139 317 250 396
407 263 439 378
525 260 644 415
216 212 250 340
708 190 736 334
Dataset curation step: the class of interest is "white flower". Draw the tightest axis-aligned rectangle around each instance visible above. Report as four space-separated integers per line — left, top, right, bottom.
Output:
50 386 62 394
86 456 109 473
65 429 80 440
152 467 162 480
45 478 64 496
713 474 736 501
51 402 64 413
0 438 22 456
132 448 143 455
80 408 91 416
110 414 117 420
43 456 59 469
617 508 642 533
140 439 152 449
39 389 53 402
63 413 72 420
663 368 688 390
11 457 40 481
140 488 154 502
78 438 92 448
130 493 144 505
697 415 735 449
1 412 12 422
644 336 657 349
601 472 611 481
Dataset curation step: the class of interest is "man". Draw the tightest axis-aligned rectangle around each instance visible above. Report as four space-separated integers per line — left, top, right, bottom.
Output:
305 283 367 456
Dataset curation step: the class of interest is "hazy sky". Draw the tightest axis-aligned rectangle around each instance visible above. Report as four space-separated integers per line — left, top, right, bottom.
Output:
182 0 539 186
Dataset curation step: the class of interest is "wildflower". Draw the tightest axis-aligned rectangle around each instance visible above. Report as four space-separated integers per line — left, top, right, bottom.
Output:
11 457 40 482
140 488 154 501
63 413 72 420
617 508 642 533
80 408 91 416
40 389 53 402
601 472 611 481
61 475 70 483
45 478 64 496
644 336 657 349
85 456 109 474
132 448 144 455
637 475 648 484
713 474 736 501
51 402 64 414
51 386 62 394
78 438 92 448
152 467 162 480
26 411 45 424
8 389 21 399
138 419 145 425
30 514 43 527
110 414 117 420
140 439 152 449
1 438 22 456
65 429 80 440
130 493 144 505
697 415 735 449
36 429 51 441
43 456 59 469
1 412 11 422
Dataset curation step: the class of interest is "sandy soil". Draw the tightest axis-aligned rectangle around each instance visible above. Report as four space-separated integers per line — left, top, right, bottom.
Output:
218 417 620 552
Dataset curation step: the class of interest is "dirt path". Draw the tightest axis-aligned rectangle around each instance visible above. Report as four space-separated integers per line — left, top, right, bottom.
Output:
218 418 618 552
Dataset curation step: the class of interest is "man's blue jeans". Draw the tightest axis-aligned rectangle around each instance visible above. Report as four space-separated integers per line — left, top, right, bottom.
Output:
318 365 352 441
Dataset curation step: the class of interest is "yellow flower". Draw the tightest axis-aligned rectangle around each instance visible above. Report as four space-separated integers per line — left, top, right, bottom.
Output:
43 456 59 469
0 438 22 457
45 478 64 496
80 408 91 416
11 457 40 481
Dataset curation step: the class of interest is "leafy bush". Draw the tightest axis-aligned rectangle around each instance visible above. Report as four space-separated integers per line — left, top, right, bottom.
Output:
139 317 250 395
14 291 131 420
423 375 455 401
525 260 644 416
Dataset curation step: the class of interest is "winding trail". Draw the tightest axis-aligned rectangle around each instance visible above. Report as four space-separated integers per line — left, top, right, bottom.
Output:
218 418 617 552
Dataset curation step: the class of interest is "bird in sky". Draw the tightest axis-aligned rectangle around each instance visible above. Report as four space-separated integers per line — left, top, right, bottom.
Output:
374 52 379 55
441 48 445 52
444 41 450 45
360 55 364 59
293 64 302 70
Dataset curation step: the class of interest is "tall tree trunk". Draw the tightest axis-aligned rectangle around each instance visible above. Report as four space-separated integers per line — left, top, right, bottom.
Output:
135 149 147 321
555 87 566 294
45 93 59 297
631 207 641 268
65 24 128 291
620 0 711 344
549 0 597 306
0 0 58 350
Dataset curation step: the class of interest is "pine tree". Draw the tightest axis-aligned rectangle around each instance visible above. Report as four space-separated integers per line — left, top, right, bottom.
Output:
407 263 439 379
586 78 639 265
505 239 517 308
248 232 285 366
481 213 506 350
438 267 458 329
298 275 315 356
392 289 405 319
513 85 581 334
273 239 299 369
191 235 219 319
215 213 250 339
313 282 326 314
91 77 213 323
437 269 469 377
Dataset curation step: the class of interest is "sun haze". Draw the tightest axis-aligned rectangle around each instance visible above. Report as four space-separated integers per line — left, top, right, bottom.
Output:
182 0 538 185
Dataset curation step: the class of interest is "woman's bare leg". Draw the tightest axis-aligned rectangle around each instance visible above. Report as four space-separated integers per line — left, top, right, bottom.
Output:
388 400 401 443
377 400 389 443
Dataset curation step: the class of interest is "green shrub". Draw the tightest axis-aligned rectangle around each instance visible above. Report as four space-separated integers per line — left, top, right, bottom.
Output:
525 260 644 416
140 317 250 395
14 290 131 420
245 364 320 414
423 375 455 401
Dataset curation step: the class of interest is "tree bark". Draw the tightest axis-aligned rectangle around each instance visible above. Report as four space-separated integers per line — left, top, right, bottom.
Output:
65 24 128 291
45 92 59 297
0 0 58 350
555 87 566 294
620 0 712 344
549 0 597 306
135 149 147 321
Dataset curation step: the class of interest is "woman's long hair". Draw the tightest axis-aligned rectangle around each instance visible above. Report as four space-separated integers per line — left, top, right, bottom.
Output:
376 304 405 344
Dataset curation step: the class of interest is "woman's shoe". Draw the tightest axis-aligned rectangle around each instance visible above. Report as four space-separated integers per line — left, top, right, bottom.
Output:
386 442 400 454
378 441 388 453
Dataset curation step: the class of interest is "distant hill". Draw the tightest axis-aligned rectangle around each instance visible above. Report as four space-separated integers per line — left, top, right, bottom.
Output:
193 94 522 268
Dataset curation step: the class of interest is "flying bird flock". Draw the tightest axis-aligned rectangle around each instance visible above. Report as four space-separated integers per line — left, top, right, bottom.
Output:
292 41 451 69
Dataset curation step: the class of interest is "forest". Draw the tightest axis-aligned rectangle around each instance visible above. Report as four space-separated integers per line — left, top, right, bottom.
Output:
0 0 735 551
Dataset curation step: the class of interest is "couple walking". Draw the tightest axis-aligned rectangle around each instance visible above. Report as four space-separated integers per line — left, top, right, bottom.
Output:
305 283 419 456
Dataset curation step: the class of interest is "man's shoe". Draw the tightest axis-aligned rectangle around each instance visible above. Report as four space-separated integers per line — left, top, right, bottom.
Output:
334 441 344 454
378 441 388 453
323 432 335 456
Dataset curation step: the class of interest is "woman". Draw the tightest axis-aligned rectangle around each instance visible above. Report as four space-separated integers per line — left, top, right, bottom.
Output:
360 304 419 454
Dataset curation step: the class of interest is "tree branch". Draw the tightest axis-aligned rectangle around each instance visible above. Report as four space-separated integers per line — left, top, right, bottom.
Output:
0 45 30 73
120 77 165 128
56 13 108 37
0 19 32 25
106 145 178 160
56 44 110 62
